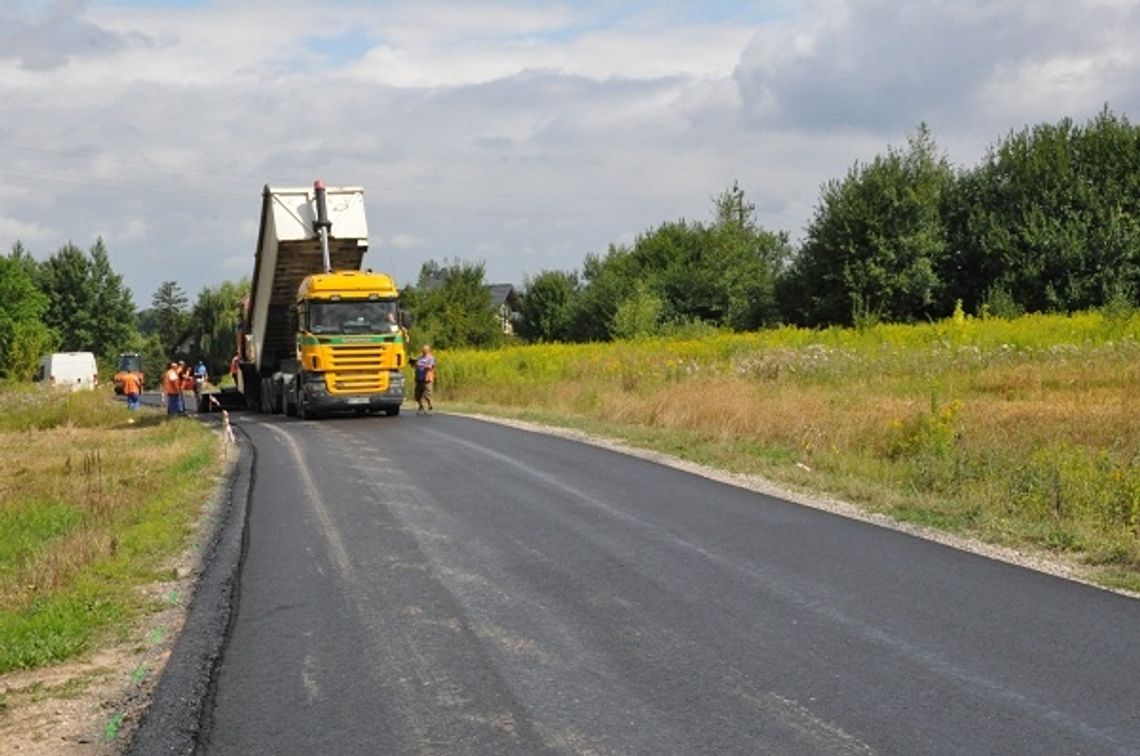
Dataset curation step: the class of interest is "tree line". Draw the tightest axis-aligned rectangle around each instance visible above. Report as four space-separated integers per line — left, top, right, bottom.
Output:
781 108 1140 327
506 107 1140 342
405 108 1140 345
0 238 248 384
4 107 1138 372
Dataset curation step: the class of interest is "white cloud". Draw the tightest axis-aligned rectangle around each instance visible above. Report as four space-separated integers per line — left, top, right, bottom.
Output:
734 0 1140 147
1 0 1138 303
93 216 147 247
0 216 54 243
383 233 426 250
0 0 147 71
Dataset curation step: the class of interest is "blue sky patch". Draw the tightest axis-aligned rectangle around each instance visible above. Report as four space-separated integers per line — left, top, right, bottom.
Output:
303 28 375 65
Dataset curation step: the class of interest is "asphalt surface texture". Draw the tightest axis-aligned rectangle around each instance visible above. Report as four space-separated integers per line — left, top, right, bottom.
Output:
171 408 1138 755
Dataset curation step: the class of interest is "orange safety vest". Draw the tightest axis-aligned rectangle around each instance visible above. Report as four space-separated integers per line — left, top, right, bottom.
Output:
163 368 181 395
121 372 141 395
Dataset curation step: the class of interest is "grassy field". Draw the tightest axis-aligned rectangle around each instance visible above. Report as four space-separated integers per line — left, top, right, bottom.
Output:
0 387 222 673
436 308 1140 591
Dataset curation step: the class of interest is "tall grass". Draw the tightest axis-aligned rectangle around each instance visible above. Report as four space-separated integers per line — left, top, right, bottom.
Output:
436 310 1140 589
0 388 221 673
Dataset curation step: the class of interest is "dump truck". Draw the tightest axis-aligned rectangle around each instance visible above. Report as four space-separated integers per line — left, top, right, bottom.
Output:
235 181 407 419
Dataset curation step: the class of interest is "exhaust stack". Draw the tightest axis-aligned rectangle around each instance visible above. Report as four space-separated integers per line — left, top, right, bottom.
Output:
313 179 332 273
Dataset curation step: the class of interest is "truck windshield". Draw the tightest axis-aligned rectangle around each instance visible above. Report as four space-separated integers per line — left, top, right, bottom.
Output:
308 300 399 334
118 354 142 373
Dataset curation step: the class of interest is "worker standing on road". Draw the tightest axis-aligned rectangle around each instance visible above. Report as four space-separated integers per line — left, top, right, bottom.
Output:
179 362 195 415
193 359 208 407
163 362 183 417
121 369 142 411
414 344 436 415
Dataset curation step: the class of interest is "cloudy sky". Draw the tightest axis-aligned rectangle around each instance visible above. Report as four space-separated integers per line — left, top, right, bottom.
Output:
2 0 1138 307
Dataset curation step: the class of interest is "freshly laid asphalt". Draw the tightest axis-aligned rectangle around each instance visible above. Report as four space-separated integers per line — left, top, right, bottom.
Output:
179 410 1137 755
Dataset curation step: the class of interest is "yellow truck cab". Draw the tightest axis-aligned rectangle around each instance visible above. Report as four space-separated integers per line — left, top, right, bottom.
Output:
293 270 406 417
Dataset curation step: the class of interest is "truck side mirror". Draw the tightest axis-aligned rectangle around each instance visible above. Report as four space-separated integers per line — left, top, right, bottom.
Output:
399 310 414 328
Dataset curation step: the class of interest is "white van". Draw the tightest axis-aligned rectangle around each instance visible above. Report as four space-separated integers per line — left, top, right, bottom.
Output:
35 352 99 391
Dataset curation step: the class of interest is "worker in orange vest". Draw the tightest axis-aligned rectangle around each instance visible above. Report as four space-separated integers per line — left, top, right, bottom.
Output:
121 370 142 411
163 362 184 416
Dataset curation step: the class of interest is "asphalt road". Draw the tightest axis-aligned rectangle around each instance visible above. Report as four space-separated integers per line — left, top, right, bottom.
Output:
199 410 1140 755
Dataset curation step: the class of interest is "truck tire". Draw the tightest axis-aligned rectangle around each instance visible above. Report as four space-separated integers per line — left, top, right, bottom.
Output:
384 406 400 417
271 379 283 415
241 366 260 411
296 384 315 420
283 382 296 417
259 378 272 413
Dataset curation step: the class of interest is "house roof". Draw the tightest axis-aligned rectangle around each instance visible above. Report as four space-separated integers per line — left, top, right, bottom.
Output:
488 283 520 309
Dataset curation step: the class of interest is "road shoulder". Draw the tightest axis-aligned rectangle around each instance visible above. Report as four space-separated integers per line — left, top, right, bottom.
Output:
125 422 252 755
0 423 247 755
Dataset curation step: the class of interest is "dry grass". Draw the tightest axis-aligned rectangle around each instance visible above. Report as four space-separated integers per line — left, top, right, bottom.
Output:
0 389 221 672
0 428 202 607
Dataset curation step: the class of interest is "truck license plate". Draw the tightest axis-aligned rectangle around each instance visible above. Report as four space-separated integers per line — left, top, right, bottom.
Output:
347 397 369 405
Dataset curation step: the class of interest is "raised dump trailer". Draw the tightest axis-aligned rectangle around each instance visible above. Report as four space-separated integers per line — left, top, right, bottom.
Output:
236 181 406 419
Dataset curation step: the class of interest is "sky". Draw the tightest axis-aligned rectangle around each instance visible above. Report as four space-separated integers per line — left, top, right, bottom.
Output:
1 0 1138 307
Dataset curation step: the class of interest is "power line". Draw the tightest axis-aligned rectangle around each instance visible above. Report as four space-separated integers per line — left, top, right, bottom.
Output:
0 142 263 184
1 168 675 219
0 169 250 202
0 140 699 203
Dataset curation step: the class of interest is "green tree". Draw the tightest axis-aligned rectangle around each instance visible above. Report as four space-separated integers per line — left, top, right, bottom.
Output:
189 278 250 376
570 184 787 339
37 242 97 351
151 280 189 357
404 260 500 349
653 199 787 330
137 333 169 390
610 281 664 340
88 238 137 359
944 107 1140 313
8 240 39 279
780 124 954 326
569 247 638 341
0 252 58 379
518 270 579 342
36 238 137 360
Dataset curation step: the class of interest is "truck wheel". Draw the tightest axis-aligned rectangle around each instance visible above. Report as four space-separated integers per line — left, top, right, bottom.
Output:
283 382 296 417
296 385 314 420
259 378 273 413
241 367 260 411
384 406 400 417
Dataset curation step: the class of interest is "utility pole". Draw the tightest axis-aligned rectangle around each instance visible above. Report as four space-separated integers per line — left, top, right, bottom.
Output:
731 180 753 229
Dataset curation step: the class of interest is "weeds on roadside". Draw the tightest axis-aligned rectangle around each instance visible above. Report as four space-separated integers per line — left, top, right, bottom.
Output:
0 389 220 673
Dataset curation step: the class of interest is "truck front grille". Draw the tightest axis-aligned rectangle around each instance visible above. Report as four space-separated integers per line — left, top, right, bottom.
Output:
328 343 386 369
